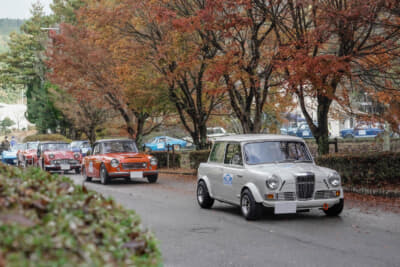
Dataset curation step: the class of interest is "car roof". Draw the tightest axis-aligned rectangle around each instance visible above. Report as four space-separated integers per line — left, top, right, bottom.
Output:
95 138 134 143
39 141 69 144
214 134 304 142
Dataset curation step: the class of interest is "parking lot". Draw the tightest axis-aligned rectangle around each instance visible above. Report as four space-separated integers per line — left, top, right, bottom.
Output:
66 173 400 267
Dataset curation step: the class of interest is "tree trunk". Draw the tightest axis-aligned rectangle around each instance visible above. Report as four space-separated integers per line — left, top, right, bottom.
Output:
315 95 332 156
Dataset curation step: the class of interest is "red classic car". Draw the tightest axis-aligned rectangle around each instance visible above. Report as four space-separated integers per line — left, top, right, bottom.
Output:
82 139 158 184
37 141 82 173
17 141 39 167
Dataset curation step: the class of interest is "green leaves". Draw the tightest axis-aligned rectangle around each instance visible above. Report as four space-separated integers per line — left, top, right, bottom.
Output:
0 165 161 266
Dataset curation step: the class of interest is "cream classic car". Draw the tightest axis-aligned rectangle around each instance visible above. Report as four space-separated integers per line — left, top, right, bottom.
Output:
196 134 344 220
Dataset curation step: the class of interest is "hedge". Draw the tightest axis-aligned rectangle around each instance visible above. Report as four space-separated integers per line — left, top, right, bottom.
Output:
149 151 181 168
189 150 210 169
316 152 400 186
23 134 71 143
0 164 161 266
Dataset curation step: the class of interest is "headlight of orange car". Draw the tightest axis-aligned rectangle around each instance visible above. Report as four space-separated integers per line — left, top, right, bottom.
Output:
150 157 158 166
110 159 119 168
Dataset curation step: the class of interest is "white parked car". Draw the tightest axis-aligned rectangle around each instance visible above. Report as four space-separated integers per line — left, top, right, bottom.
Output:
196 134 344 220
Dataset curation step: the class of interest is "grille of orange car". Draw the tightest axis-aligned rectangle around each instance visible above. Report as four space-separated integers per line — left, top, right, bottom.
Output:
122 162 147 170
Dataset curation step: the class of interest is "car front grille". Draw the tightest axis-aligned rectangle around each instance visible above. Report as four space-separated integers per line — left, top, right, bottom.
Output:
275 192 296 201
314 190 337 199
52 159 79 165
122 162 147 170
296 174 315 200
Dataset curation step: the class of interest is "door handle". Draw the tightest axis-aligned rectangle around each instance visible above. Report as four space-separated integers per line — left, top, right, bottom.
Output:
236 175 243 178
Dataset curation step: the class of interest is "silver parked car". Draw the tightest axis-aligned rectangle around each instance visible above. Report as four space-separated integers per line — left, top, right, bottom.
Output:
196 134 344 220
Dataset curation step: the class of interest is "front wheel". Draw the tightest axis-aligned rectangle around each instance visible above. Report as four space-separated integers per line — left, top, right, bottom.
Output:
323 199 344 216
100 164 109 185
75 167 81 174
197 180 214 209
241 189 263 220
147 174 158 184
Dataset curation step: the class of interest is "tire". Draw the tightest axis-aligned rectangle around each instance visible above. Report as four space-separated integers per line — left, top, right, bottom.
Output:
82 166 92 182
323 199 344 216
197 180 214 209
75 168 81 175
241 189 263 220
100 164 109 185
147 174 158 184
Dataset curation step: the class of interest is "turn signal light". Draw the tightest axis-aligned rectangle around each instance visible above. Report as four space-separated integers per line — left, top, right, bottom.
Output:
266 194 274 199
336 191 340 197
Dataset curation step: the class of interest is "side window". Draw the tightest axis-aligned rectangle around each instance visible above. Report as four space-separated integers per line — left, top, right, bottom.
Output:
209 142 226 163
224 143 243 165
93 144 100 155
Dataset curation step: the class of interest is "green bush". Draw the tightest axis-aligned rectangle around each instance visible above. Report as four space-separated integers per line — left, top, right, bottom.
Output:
149 151 181 168
316 152 400 186
23 134 71 143
0 164 161 266
189 150 210 169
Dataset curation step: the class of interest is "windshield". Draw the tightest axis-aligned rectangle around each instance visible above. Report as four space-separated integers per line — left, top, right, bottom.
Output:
70 141 83 148
27 142 39 149
43 143 70 151
102 141 138 153
244 141 312 164
11 144 24 152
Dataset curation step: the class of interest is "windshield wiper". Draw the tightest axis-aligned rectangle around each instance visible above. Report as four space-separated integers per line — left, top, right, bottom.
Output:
278 159 296 163
294 159 312 163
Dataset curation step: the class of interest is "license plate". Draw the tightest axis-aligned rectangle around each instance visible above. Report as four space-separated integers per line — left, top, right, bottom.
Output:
13 159 17 163
358 130 366 135
130 171 143 178
60 164 70 170
274 202 297 214
303 131 309 136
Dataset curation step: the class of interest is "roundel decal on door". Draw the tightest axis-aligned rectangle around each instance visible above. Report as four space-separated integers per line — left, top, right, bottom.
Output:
223 173 233 185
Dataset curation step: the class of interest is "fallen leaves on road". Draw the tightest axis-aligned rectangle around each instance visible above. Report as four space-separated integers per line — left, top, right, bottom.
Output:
345 192 400 214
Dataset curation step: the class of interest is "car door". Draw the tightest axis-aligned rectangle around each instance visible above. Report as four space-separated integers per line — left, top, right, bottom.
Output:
222 143 246 204
206 142 226 199
87 143 100 177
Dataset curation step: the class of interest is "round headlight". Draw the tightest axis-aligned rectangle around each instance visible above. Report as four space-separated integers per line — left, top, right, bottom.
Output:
110 159 119 168
150 157 158 166
74 153 80 159
266 175 280 190
328 172 341 187
49 154 55 159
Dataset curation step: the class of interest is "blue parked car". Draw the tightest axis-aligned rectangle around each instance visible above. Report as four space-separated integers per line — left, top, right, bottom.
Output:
144 136 187 152
296 123 314 139
1 143 24 165
70 140 92 156
340 124 384 139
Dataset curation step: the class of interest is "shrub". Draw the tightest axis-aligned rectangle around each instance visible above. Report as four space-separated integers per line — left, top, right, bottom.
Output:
149 151 181 168
23 134 71 143
189 150 210 169
0 164 161 266
316 152 400 187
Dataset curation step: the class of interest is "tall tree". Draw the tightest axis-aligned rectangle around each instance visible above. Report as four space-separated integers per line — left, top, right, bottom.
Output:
83 0 225 149
275 0 400 155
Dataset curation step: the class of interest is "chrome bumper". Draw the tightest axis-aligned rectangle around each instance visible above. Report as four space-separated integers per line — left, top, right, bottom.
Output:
108 171 158 177
262 198 341 209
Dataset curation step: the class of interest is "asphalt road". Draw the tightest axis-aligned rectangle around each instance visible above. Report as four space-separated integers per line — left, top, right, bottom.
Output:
66 173 400 267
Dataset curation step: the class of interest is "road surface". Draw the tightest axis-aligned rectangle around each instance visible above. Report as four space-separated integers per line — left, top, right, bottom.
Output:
66 173 400 267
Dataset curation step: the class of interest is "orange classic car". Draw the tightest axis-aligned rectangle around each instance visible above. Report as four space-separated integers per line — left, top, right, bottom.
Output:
17 141 39 167
82 139 158 184
37 141 82 173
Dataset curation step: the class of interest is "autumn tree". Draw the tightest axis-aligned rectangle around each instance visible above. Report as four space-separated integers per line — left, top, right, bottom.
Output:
82 0 225 149
47 23 167 145
275 0 400 155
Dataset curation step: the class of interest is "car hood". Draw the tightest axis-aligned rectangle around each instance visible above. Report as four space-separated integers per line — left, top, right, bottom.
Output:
44 150 75 159
247 162 334 182
104 152 150 161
